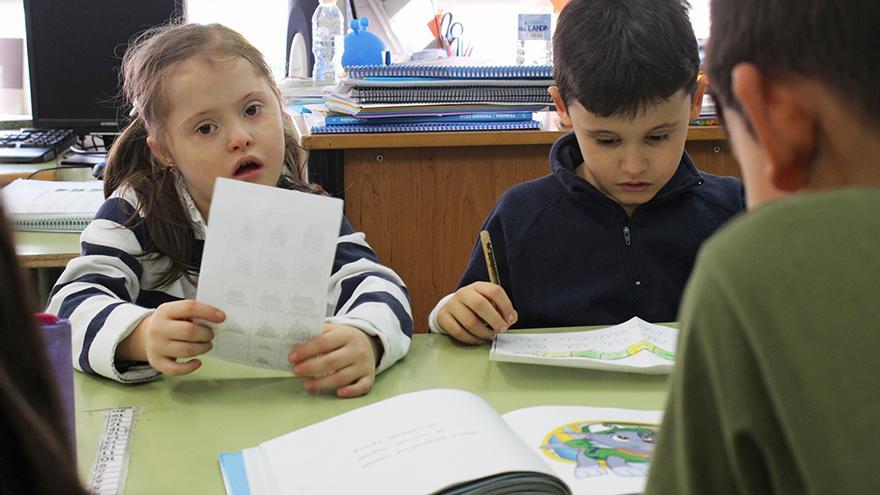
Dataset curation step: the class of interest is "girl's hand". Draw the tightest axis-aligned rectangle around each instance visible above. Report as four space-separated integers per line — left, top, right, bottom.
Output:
288 324 381 398
117 300 225 376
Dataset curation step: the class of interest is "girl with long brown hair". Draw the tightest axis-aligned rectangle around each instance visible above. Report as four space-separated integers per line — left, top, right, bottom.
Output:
46 23 412 397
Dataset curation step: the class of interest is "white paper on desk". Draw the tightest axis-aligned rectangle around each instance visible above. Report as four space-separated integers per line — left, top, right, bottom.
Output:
490 317 678 374
197 178 343 371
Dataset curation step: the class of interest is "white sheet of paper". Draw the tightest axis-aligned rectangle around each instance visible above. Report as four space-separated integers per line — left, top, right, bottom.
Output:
197 178 343 371
490 317 678 374
502 405 662 495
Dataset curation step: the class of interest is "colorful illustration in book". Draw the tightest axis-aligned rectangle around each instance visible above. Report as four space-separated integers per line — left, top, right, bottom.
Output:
545 339 674 361
540 421 658 478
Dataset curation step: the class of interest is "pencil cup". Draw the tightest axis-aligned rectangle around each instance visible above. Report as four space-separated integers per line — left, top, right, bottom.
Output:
35 313 76 455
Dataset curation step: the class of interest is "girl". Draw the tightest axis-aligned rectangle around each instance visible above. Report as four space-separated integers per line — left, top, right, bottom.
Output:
46 23 412 398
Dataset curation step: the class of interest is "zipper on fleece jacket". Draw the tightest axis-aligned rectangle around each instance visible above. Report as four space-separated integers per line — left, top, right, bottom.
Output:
622 225 642 296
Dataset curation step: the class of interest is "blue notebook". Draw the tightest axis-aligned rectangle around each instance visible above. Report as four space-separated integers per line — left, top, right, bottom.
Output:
346 85 553 105
310 120 541 134
345 64 553 80
323 112 534 126
219 452 250 495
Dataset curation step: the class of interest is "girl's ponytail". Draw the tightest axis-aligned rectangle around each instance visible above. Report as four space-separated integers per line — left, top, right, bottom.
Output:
103 116 152 198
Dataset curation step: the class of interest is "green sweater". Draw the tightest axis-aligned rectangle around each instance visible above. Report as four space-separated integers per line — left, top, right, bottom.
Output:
646 188 880 494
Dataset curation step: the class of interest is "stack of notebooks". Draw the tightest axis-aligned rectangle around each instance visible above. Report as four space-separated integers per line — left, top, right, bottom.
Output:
690 93 719 126
311 64 555 134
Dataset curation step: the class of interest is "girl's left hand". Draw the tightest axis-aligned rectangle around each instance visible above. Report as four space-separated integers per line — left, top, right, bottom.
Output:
288 324 382 398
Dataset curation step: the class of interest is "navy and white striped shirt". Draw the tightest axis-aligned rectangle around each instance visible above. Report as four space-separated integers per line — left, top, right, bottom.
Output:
46 184 412 383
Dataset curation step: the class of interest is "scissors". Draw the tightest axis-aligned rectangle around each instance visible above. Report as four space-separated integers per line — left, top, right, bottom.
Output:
438 12 465 56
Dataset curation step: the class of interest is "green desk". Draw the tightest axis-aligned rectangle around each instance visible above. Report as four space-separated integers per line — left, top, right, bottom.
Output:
14 231 80 303
14 230 80 268
75 333 669 494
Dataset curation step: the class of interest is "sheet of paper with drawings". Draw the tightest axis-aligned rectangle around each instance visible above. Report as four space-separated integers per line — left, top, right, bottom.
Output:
490 317 678 374
197 178 343 371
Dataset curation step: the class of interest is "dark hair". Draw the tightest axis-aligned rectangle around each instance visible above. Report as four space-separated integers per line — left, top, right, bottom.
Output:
553 0 700 118
706 0 880 128
0 204 87 494
104 23 317 288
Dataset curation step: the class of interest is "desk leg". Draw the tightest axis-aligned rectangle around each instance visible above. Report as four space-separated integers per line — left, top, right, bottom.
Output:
307 149 345 199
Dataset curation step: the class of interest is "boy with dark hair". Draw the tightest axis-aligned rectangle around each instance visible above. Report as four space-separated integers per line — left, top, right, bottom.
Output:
647 0 880 493
428 0 744 343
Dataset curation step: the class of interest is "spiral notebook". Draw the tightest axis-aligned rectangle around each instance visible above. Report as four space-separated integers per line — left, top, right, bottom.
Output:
310 120 542 135
323 112 535 126
348 86 553 105
1 179 104 232
345 64 553 80
324 96 551 118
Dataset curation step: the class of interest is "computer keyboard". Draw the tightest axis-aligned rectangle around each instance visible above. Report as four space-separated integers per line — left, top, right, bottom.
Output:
0 128 76 164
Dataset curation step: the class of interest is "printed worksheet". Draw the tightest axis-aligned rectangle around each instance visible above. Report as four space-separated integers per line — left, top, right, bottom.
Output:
197 178 343 371
490 317 678 374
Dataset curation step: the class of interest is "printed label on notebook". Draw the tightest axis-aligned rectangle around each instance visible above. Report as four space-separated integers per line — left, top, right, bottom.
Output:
518 14 553 41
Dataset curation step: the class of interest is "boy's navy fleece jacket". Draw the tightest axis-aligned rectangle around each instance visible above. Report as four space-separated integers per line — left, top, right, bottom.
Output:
430 132 745 330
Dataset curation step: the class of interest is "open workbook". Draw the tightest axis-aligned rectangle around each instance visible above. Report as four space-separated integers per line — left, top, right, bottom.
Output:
0 179 104 232
490 317 678 374
219 389 661 495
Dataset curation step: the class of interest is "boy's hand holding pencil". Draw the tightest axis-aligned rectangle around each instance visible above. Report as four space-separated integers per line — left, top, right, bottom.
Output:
436 231 518 345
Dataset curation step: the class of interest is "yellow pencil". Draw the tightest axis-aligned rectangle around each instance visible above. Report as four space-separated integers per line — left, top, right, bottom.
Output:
479 230 501 286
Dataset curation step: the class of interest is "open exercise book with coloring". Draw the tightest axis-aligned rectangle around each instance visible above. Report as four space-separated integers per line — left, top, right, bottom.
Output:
490 317 678 374
196 178 343 371
219 389 661 495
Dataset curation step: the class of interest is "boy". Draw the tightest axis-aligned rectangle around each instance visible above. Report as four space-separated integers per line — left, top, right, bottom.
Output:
429 0 744 343
646 0 880 492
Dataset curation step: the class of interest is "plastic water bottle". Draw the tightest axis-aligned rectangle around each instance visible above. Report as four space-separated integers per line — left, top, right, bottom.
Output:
516 0 553 66
312 0 345 83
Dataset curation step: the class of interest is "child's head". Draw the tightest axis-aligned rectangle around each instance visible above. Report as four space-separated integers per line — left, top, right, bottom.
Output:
105 23 310 287
549 0 703 215
706 0 880 207
109 23 300 216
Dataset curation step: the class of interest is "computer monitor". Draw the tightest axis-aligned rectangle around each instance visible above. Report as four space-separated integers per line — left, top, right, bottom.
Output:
23 0 186 137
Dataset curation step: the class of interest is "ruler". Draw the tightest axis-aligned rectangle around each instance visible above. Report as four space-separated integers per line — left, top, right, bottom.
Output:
88 407 137 495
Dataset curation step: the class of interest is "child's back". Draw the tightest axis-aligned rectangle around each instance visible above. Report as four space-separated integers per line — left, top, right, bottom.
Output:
429 0 744 343
647 0 880 491
651 189 880 493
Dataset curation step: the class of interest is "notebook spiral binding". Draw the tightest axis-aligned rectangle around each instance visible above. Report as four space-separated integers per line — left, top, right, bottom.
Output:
351 86 553 105
15 216 92 232
311 120 542 134
345 65 554 80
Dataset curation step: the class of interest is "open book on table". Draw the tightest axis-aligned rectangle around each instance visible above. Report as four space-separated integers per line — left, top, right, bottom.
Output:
0 179 104 232
219 389 661 495
490 317 678 374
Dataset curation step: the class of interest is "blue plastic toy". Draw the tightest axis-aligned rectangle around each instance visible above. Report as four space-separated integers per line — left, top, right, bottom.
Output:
342 18 386 67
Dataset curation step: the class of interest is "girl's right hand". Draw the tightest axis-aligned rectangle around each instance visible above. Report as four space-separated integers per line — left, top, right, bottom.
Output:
117 300 225 376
